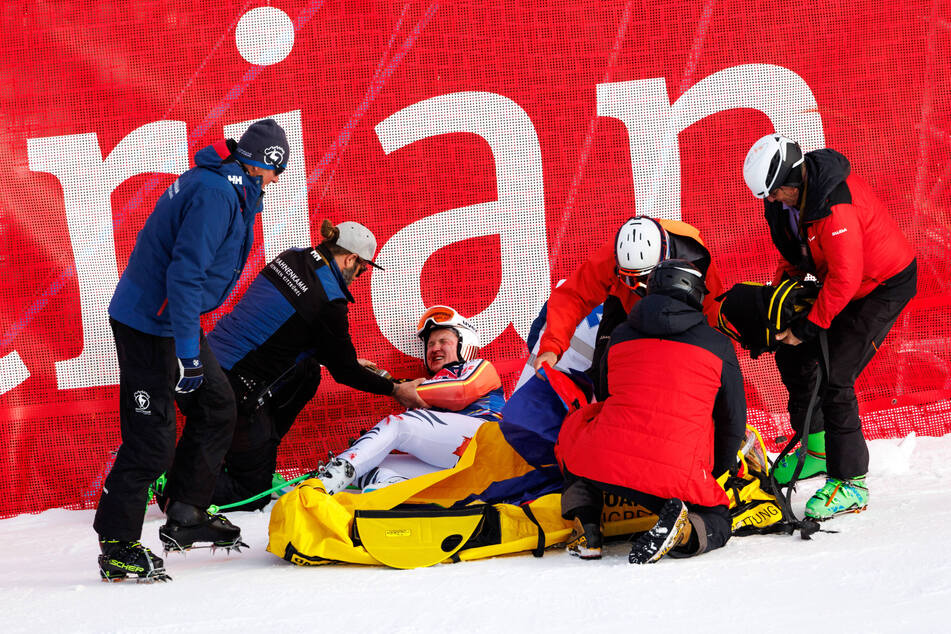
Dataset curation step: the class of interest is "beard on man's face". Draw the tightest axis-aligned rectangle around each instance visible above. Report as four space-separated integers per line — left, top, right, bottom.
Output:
341 263 358 286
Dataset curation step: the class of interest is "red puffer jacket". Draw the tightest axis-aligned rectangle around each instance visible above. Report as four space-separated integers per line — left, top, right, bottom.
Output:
555 294 746 508
769 150 915 330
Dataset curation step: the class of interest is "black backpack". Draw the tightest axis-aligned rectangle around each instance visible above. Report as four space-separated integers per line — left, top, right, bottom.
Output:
715 278 819 358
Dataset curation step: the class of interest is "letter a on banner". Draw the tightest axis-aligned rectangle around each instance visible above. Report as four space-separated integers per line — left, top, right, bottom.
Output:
371 92 550 357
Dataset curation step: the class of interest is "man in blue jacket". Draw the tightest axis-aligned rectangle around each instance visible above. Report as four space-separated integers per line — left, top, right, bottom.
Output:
94 119 289 583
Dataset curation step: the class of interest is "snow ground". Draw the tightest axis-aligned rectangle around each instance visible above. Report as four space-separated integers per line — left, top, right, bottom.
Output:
1 434 949 634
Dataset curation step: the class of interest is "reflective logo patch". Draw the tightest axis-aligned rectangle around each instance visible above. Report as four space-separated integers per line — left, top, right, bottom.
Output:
134 390 151 415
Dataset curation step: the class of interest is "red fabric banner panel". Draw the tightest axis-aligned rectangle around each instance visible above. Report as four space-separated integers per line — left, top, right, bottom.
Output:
1 1 949 515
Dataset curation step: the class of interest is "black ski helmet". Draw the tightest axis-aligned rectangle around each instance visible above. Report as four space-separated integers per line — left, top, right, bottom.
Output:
646 259 707 310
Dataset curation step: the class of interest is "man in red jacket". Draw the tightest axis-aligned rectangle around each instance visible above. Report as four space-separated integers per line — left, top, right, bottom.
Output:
743 134 917 519
556 260 746 564
533 216 724 396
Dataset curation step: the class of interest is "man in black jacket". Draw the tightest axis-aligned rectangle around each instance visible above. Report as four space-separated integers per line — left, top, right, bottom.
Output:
204 219 425 510
557 260 746 564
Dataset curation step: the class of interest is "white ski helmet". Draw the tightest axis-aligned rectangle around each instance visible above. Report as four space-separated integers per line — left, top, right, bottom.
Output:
615 216 670 292
416 305 481 372
743 134 805 199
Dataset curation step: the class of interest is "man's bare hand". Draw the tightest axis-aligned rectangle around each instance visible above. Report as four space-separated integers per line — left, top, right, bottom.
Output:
357 358 378 369
775 328 803 346
533 351 558 377
393 378 429 409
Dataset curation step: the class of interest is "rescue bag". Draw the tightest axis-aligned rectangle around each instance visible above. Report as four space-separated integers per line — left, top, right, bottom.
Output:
268 425 787 568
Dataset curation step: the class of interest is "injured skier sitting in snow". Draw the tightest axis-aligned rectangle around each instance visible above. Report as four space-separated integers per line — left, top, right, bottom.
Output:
316 305 506 494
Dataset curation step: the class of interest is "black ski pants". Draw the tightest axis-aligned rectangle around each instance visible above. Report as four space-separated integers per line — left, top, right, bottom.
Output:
212 359 322 511
774 260 917 479
561 471 731 558
93 319 236 541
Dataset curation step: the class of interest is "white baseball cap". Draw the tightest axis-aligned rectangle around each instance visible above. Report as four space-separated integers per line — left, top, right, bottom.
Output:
335 221 383 270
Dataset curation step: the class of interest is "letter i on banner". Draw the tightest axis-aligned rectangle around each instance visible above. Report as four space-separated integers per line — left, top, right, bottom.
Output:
371 92 550 357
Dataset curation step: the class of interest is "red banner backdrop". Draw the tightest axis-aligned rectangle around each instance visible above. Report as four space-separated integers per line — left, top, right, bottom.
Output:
1 1 949 517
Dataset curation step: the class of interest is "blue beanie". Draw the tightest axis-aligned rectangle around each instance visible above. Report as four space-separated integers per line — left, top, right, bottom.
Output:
235 119 289 171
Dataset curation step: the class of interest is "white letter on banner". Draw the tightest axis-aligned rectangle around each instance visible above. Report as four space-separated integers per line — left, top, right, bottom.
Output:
597 63 824 219
224 110 309 260
372 92 549 358
0 351 30 396
28 121 188 389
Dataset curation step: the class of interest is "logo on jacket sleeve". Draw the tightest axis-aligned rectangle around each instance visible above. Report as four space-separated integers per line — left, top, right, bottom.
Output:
133 390 152 415
831 227 848 236
228 174 243 185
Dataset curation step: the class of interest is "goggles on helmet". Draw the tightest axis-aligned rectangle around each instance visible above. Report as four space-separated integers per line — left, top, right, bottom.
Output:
616 270 649 296
416 306 469 339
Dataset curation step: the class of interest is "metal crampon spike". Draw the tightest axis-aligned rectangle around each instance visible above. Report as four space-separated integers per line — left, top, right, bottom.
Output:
208 539 250 555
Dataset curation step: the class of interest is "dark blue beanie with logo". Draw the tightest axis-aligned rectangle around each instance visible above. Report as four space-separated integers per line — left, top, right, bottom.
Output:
235 119 289 171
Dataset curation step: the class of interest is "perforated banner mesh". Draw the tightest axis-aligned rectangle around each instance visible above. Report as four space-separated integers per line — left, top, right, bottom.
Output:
1 1 949 517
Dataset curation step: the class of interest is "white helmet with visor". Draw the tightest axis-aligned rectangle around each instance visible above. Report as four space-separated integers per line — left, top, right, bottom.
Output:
615 216 670 294
416 305 481 372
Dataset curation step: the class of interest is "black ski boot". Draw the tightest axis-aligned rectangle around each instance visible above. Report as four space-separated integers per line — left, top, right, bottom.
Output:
98 539 171 583
628 498 691 564
159 501 248 553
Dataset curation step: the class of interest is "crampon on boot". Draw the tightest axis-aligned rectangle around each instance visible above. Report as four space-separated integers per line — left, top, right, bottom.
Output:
98 539 171 583
159 501 248 554
565 517 603 560
804 476 868 520
773 431 827 485
316 454 356 495
628 498 691 565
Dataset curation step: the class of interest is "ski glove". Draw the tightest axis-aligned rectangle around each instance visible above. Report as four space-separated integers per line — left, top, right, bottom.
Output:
175 356 204 393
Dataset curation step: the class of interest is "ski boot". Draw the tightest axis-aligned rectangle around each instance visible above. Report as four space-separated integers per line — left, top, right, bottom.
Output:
358 466 408 494
98 539 171 583
565 517 603 560
317 454 356 495
628 498 691 565
773 431 827 484
804 476 868 520
159 501 248 553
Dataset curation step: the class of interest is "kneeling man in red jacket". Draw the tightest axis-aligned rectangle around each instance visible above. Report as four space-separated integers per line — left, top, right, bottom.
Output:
556 259 747 564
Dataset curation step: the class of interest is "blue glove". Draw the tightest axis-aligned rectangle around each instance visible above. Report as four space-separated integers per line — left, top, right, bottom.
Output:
175 356 204 393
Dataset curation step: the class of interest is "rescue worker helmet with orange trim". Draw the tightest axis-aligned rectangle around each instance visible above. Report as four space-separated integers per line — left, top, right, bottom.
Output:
615 216 671 295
